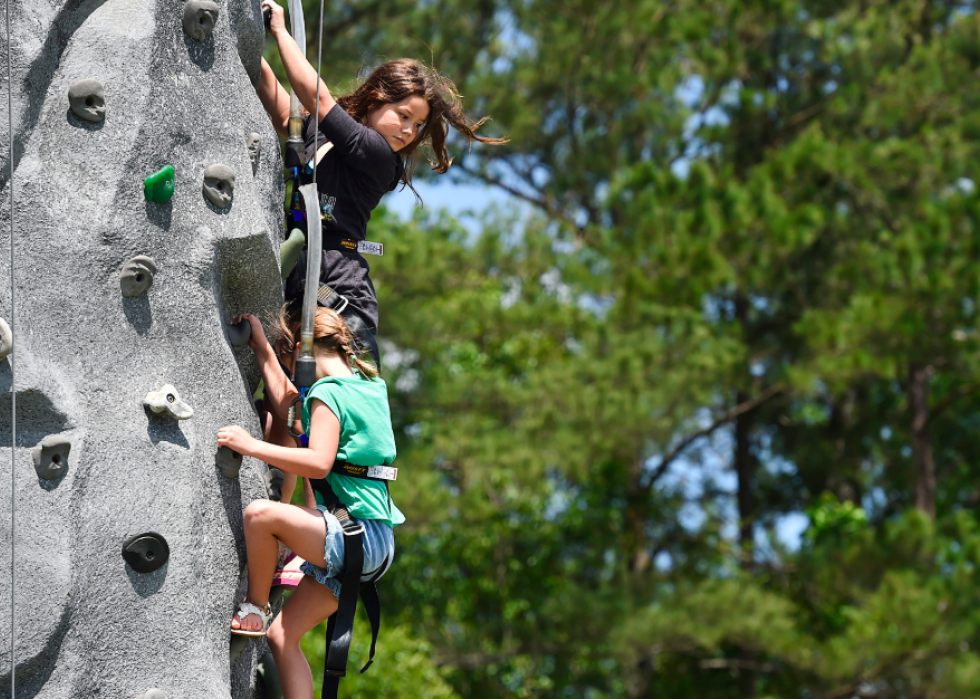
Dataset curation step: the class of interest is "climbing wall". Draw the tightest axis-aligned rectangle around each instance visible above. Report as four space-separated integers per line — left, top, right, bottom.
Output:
0 0 284 696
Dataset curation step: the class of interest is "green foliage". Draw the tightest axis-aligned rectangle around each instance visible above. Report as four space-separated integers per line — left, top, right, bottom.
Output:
265 0 980 696
299 617 461 699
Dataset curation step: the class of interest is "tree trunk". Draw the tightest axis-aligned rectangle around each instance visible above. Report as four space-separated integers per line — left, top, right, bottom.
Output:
625 456 651 573
909 364 936 519
734 293 757 698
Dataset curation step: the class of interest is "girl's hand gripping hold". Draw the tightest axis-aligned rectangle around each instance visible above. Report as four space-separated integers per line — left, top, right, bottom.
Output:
261 0 286 38
233 313 269 354
217 425 259 457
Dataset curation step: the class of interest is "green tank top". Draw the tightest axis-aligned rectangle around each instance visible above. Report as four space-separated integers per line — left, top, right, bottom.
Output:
301 373 405 527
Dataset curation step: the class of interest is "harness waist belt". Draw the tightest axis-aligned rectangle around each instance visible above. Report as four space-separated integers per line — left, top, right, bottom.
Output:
333 461 398 482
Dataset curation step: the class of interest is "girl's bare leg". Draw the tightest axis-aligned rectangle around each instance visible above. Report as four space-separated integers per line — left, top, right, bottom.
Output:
232 501 330 633
267 577 339 699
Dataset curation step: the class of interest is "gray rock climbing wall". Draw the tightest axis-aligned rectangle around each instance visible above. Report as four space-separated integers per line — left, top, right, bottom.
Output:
0 0 285 696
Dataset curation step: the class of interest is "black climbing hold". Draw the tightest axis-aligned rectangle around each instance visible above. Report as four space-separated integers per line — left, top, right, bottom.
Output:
120 256 157 297
68 79 105 123
122 532 170 573
227 319 252 348
265 468 284 502
217 446 243 479
32 435 70 481
202 164 235 209
183 0 220 42
262 5 272 29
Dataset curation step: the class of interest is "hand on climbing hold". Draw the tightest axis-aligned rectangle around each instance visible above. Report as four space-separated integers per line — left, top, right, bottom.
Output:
261 0 286 38
234 313 268 352
217 424 258 456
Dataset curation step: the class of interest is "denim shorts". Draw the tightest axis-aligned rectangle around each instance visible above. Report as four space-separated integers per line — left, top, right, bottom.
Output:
300 506 394 599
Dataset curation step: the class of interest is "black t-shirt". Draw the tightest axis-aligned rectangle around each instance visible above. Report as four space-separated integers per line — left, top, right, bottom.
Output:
284 104 401 331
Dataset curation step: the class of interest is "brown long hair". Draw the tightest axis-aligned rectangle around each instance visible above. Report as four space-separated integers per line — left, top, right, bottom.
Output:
336 58 508 201
274 306 378 379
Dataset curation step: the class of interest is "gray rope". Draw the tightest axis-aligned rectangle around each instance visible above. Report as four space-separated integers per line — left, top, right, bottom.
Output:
6 0 15 694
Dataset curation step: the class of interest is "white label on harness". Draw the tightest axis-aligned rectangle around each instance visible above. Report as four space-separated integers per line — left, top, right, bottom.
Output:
367 466 398 481
357 240 384 256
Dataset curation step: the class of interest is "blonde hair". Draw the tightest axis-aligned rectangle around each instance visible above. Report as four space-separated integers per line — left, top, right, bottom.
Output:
274 305 379 379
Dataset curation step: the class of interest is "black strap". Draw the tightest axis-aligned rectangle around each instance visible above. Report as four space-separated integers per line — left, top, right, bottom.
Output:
309 481 390 698
321 507 364 699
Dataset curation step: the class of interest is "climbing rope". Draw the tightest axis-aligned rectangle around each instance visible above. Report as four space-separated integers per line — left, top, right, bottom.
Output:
6 0 16 694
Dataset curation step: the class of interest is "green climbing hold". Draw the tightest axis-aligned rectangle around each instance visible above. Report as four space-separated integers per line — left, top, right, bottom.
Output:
144 165 175 203
280 228 305 279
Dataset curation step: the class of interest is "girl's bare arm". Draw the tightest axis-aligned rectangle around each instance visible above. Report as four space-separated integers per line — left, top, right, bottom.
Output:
264 0 336 120
258 58 290 136
218 402 340 479
236 313 298 421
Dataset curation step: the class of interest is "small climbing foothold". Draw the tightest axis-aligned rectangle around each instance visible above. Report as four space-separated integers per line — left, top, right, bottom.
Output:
0 317 11 360
144 165 175 203
67 79 105 123
141 690 167 699
32 435 71 481
247 133 262 176
122 532 170 573
120 256 157 297
280 229 305 280
202 164 235 209
228 319 252 348
183 0 220 42
143 384 194 420
265 468 284 502
217 446 243 479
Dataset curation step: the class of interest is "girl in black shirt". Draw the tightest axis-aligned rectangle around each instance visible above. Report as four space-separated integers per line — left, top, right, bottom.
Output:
258 0 506 367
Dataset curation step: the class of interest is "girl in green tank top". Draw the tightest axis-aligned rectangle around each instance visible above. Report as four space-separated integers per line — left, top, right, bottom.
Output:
217 306 401 699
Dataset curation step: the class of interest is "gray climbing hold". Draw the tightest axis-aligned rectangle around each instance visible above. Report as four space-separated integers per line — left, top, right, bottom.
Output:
141 692 167 699
265 468 284 502
120 256 157 297
183 0 220 42
122 532 170 573
32 435 71 481
0 317 11 360
203 164 235 209
247 133 261 176
280 229 305 280
143 384 194 420
67 79 105 123
217 446 243 479
227 319 252 347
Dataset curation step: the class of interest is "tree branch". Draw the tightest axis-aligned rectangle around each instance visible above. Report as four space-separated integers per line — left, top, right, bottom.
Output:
648 384 785 486
455 162 589 239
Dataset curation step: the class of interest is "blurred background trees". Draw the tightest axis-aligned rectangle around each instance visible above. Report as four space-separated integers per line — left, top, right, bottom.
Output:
269 0 980 696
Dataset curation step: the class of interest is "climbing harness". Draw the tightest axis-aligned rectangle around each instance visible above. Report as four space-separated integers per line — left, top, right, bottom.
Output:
306 474 394 699
5 0 16 693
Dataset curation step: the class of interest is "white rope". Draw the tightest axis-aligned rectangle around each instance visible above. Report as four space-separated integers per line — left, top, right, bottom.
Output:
6 0 16 694
313 0 324 191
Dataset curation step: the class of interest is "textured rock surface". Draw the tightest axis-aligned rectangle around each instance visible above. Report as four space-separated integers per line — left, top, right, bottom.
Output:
0 0 283 697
